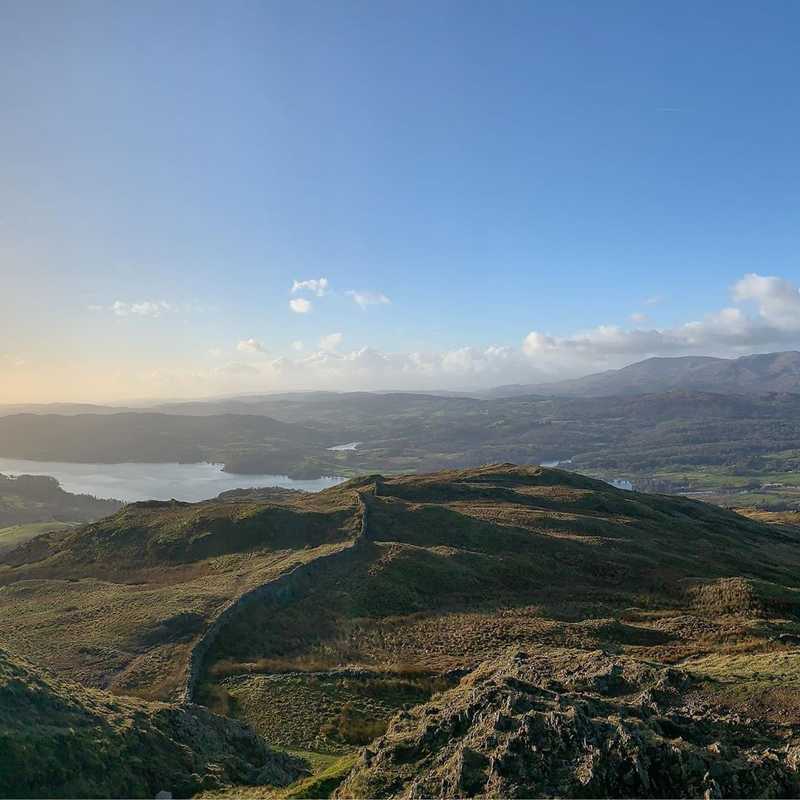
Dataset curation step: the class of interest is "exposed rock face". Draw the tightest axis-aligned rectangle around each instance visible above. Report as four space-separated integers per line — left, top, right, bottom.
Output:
336 649 800 799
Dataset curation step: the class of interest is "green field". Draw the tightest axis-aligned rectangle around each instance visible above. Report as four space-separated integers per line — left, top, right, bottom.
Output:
0 520 76 555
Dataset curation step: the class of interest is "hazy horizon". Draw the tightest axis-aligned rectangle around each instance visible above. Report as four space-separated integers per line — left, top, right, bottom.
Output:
4 1 800 403
3 347 800 407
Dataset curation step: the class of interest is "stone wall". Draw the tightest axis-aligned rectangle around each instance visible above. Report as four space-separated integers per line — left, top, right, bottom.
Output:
180 490 372 704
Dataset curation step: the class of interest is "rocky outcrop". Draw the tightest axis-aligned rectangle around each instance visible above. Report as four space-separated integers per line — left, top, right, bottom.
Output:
336 649 800 799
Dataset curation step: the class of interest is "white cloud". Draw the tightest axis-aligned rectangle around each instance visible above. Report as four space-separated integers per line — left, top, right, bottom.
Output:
346 290 391 309
289 298 312 314
440 345 515 375
261 343 533 391
216 362 261 376
65 271 800 399
291 277 329 297
237 338 267 354
292 340 305 352
732 273 800 330
112 300 173 318
644 294 666 306
208 347 223 358
91 299 203 318
630 312 648 323
319 332 343 351
113 341 545 398
521 273 800 372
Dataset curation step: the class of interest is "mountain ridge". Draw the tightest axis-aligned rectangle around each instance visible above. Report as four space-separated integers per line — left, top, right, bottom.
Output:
486 351 800 398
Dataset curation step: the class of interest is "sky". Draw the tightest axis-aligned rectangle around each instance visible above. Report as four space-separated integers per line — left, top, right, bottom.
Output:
2 0 800 402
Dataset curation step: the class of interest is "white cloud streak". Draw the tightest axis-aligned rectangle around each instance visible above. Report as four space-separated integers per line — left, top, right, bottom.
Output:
112 300 173 317
346 290 391 309
236 338 267 354
291 277 329 297
90 299 202 318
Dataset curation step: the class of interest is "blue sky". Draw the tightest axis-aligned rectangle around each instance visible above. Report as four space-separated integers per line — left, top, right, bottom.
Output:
2 1 800 400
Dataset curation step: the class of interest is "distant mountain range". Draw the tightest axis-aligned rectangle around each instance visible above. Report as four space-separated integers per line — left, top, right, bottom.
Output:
485 351 800 398
5 352 800 417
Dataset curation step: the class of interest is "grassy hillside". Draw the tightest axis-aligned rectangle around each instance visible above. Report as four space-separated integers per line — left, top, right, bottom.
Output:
0 484 363 700
0 646 306 799
0 472 122 528
0 412 334 477
188 467 800 794
6 465 800 702
7 465 800 797
0 521 76 557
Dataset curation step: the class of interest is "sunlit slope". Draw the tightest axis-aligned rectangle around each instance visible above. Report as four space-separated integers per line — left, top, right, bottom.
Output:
0 484 363 700
185 465 800 760
209 464 800 672
3 463 800 713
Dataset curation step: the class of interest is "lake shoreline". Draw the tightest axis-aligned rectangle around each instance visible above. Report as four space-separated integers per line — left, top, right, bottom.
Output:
0 457 346 504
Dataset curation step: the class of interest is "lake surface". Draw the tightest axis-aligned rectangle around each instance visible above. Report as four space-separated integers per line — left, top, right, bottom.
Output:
609 478 634 491
539 458 634 491
0 458 346 503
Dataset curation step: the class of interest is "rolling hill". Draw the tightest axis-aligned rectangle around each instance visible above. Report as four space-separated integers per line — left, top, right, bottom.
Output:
6 465 800 796
0 412 334 476
0 472 122 556
8 358 800 507
7 390 800 497
0 472 121 528
0 481 362 699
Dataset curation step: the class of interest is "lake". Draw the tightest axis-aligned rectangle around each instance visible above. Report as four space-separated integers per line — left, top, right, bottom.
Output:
539 458 634 491
609 478 634 491
0 458 346 503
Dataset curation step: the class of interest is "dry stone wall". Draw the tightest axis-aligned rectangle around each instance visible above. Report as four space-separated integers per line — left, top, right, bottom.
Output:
180 491 372 704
